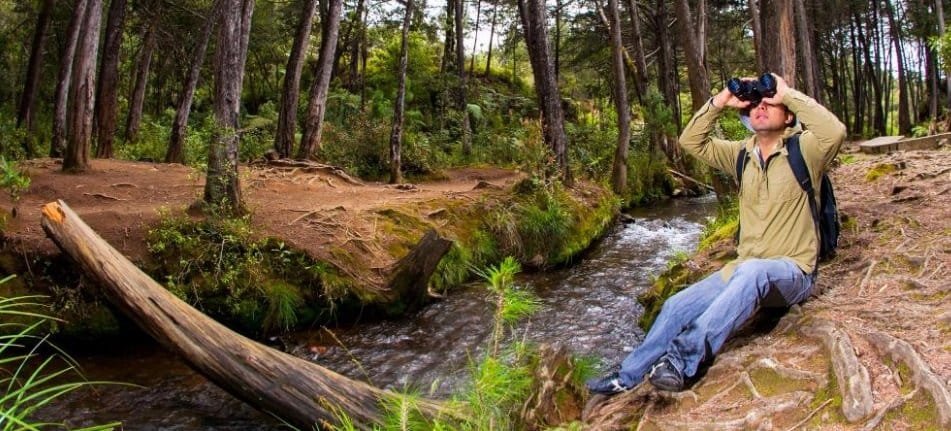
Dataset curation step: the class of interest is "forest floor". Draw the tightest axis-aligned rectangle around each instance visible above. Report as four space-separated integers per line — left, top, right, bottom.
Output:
583 145 951 430
0 158 522 287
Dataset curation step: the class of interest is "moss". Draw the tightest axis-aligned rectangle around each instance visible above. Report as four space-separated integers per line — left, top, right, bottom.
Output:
747 367 812 397
865 163 897 182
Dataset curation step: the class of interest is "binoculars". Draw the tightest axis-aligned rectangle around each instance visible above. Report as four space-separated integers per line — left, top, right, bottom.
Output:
727 74 776 105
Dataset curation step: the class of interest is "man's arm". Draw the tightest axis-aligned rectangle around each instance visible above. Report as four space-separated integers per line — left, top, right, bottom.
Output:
781 89 847 172
760 74 847 173
679 93 745 176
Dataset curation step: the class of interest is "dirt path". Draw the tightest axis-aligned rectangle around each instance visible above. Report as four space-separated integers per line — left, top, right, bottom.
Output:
0 158 521 267
583 146 951 430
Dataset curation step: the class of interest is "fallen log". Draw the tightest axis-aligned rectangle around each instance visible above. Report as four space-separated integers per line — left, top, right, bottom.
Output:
40 200 450 429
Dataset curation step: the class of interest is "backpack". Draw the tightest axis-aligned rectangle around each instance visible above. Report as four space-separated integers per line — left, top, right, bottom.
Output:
734 134 840 264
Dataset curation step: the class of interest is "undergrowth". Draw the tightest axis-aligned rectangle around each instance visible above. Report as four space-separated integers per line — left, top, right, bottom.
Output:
330 258 589 430
146 212 353 334
0 276 123 430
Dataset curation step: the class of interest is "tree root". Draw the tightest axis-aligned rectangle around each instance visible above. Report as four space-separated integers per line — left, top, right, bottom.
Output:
860 388 919 431
863 329 951 426
650 391 811 431
801 319 874 422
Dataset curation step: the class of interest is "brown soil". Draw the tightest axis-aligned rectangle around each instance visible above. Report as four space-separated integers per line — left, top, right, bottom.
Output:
0 158 521 287
581 146 951 430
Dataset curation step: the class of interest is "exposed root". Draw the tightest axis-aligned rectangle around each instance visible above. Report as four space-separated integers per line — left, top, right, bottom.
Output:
801 319 874 422
860 388 919 431
783 398 832 431
651 391 811 430
863 329 951 426
741 371 763 399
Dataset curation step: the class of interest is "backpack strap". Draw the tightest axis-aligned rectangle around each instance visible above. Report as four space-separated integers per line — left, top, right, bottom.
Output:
735 147 748 186
785 134 822 272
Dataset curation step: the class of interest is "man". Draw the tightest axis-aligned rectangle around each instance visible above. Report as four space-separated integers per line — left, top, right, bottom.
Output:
587 74 846 394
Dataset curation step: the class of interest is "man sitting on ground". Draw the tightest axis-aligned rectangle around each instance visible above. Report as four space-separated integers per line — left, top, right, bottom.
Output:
587 73 846 394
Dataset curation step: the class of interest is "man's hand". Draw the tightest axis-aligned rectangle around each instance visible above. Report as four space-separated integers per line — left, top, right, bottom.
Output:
760 73 790 105
711 87 751 110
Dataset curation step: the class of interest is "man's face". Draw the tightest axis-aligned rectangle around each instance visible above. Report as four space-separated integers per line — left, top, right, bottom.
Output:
747 102 793 132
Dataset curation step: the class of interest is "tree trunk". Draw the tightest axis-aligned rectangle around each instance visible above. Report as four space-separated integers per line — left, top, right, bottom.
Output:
554 0 562 80
125 23 157 144
204 0 250 214
485 3 498 76
52 0 91 158
94 0 128 159
455 0 472 156
390 0 413 184
441 0 455 74
608 0 631 196
347 0 366 90
937 0 951 112
384 229 453 312
748 0 765 72
624 0 649 101
775 0 796 82
469 0 482 74
884 0 911 135
63 0 103 172
674 0 710 111
518 0 572 185
297 0 343 160
17 0 54 141
275 0 319 158
794 0 821 101
849 15 864 134
40 200 449 430
167 0 219 164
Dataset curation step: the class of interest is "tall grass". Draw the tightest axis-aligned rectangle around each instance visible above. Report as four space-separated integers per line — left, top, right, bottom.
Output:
0 275 122 430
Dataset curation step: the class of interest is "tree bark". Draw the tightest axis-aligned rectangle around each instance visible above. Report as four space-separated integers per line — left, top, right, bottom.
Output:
94 0 128 159
485 3 498 76
794 0 821 102
884 0 911 135
17 0 54 140
455 0 472 156
624 0 649 101
937 0 951 112
775 0 796 82
518 0 572 185
384 229 453 313
63 0 103 172
52 0 91 158
166 0 220 164
674 0 711 111
124 22 157 144
607 0 631 196
469 0 482 74
204 0 250 214
347 0 366 90
389 0 413 184
40 200 449 430
275 0 319 159
748 0 765 72
298 0 343 160
441 0 455 73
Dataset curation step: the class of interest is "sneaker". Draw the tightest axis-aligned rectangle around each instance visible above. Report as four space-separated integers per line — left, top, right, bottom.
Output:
648 357 685 392
586 372 632 395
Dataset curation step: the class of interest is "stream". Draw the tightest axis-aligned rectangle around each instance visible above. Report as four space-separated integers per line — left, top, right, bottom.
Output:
38 195 718 430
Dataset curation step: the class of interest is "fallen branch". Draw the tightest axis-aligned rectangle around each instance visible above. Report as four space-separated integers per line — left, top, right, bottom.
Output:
40 200 452 429
784 398 832 431
83 192 126 201
667 169 715 192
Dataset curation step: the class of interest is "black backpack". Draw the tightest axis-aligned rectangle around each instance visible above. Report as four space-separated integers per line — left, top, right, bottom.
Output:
735 134 840 263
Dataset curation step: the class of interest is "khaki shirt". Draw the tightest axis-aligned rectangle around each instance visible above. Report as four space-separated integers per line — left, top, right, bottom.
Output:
680 89 847 278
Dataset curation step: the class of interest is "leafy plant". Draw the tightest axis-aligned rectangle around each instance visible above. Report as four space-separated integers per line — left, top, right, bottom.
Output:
0 276 123 430
0 157 30 201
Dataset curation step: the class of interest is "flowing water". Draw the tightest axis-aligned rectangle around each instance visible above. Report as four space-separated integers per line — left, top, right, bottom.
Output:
39 195 718 430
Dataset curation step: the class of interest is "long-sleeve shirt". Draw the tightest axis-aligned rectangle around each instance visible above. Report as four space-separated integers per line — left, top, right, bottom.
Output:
679 89 847 277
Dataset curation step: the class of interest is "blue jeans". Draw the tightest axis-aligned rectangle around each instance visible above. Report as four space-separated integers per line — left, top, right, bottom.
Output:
617 258 814 387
